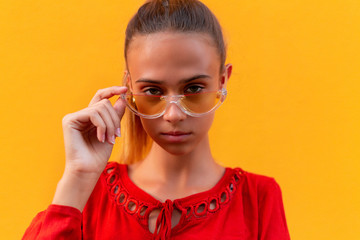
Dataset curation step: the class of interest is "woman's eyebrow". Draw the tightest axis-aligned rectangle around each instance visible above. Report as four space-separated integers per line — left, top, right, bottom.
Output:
135 74 211 84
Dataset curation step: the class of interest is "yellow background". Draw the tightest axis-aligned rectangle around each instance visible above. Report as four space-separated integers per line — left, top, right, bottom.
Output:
1 0 359 239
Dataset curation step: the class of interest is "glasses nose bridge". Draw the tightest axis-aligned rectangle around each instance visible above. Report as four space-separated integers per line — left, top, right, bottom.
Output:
161 94 186 115
162 94 185 105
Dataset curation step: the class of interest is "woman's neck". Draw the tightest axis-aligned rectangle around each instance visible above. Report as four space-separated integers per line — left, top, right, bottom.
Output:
128 135 225 201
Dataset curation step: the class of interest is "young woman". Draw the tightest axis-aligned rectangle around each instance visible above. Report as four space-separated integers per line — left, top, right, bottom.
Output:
23 0 290 239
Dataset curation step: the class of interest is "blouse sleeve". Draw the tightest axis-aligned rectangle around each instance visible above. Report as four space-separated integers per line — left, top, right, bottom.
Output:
22 204 82 240
258 178 291 240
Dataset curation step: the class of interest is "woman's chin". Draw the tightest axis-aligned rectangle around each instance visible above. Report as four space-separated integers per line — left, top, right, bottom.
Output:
158 142 196 157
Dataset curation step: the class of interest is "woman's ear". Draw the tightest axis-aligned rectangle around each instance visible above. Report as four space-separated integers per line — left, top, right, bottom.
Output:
220 63 233 88
123 70 132 89
225 63 233 80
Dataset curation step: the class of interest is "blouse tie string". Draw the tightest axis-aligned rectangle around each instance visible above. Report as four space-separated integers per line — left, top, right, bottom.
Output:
154 199 174 240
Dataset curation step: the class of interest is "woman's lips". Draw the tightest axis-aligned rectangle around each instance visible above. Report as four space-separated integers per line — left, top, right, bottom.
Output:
160 131 192 142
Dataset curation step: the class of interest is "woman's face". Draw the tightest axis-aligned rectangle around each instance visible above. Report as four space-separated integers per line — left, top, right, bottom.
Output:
126 32 229 156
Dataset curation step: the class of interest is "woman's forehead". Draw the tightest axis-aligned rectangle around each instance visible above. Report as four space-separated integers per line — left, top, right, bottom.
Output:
126 32 221 83
128 31 216 50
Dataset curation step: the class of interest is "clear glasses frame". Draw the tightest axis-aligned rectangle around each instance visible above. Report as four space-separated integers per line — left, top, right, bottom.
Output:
120 71 228 119
121 88 227 119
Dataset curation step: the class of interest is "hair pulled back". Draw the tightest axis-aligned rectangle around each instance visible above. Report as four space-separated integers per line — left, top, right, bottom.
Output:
120 0 227 164
125 0 226 70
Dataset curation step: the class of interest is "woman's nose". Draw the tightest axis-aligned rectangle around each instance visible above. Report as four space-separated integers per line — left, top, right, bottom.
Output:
162 102 187 123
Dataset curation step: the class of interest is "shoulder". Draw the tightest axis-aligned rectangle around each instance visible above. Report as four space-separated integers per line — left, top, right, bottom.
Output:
233 169 290 239
245 170 280 189
231 167 283 202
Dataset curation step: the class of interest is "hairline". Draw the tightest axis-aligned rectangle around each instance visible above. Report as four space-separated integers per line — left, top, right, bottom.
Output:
125 30 225 73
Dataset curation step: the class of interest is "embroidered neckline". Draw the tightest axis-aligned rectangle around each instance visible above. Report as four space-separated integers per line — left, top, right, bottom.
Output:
123 164 233 204
103 162 245 238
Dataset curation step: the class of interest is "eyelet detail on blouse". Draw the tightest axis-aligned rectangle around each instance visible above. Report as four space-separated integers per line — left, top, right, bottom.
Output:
219 190 230 204
103 162 246 234
234 168 245 180
194 201 208 217
106 167 114 174
208 197 219 213
126 198 139 214
110 184 119 196
107 172 118 185
138 204 149 217
227 180 236 194
185 205 193 220
234 174 240 182
116 191 128 205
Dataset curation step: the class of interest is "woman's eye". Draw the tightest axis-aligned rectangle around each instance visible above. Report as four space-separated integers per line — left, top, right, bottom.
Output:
144 88 162 95
185 85 204 94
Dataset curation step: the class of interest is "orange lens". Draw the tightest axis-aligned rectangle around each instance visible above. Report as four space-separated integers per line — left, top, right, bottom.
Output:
125 94 166 115
124 91 222 116
181 91 221 113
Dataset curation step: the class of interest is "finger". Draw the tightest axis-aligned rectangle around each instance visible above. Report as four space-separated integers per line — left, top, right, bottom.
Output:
88 111 106 143
96 102 116 144
63 111 106 143
103 100 121 137
113 95 127 119
89 86 128 106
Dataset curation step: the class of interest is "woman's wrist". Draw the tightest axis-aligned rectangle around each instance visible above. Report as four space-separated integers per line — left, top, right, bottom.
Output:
52 170 100 212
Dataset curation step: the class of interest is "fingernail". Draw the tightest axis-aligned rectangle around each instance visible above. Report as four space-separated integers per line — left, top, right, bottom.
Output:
115 128 121 137
101 134 106 143
110 135 116 144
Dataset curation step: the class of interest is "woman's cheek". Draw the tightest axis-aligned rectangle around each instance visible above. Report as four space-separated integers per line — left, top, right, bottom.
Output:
140 118 159 140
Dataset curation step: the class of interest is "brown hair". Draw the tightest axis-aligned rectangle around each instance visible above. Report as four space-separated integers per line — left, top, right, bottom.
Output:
120 0 227 164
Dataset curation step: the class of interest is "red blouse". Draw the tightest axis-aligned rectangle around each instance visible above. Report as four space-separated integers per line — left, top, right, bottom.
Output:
23 162 291 239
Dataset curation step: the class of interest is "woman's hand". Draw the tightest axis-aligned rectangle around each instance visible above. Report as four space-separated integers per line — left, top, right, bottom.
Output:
62 86 127 176
52 86 127 211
